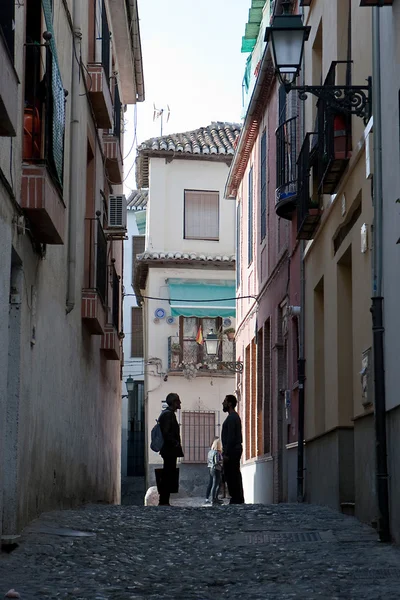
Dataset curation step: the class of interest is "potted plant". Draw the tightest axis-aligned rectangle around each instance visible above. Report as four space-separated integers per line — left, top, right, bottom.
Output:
224 327 235 342
171 342 181 353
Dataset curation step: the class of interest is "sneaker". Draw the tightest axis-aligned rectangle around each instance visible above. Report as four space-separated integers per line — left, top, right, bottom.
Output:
204 498 211 504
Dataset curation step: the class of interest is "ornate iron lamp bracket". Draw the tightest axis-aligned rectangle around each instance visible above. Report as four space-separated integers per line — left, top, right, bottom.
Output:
288 77 372 123
219 361 244 373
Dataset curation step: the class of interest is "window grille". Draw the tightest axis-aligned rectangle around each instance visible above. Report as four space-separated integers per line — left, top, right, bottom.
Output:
181 411 218 463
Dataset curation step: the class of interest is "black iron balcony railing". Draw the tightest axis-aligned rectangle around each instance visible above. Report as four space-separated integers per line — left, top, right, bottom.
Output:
111 263 120 331
84 217 107 305
315 62 352 196
23 40 65 189
297 133 321 240
275 115 298 220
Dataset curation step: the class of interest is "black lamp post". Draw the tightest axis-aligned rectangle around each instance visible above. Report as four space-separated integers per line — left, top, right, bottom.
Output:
265 9 371 122
122 376 135 398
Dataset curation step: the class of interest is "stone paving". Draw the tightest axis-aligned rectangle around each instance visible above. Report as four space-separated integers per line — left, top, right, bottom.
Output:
1 500 400 599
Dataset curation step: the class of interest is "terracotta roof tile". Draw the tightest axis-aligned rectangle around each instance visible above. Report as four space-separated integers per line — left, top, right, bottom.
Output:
127 189 148 210
135 121 241 188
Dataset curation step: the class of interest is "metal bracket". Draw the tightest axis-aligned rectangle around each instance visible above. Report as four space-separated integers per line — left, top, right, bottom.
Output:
288 77 372 123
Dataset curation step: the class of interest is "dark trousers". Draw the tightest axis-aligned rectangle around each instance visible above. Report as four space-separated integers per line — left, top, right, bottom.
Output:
158 454 177 505
224 456 244 504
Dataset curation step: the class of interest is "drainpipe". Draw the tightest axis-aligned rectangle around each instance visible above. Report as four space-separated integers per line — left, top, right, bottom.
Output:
371 6 390 542
297 241 306 502
297 0 306 503
66 0 81 314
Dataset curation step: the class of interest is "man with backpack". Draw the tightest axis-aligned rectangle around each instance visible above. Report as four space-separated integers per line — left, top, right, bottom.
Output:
156 393 184 506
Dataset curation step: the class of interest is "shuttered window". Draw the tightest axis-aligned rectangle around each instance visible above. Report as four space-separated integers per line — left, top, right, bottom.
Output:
260 132 267 241
248 167 253 264
184 190 219 241
236 201 241 287
131 307 143 357
132 235 145 284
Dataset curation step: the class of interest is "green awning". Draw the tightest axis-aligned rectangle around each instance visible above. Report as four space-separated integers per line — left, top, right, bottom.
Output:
167 279 236 318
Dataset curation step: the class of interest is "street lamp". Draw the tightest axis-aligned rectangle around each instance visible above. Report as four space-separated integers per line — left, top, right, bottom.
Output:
204 329 219 357
122 376 135 398
265 13 310 87
204 330 243 374
265 5 371 122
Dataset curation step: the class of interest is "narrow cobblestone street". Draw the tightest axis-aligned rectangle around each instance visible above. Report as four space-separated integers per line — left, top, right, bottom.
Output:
1 502 400 600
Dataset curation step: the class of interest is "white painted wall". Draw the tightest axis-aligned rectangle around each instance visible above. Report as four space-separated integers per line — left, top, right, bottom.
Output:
146 157 235 255
241 459 274 504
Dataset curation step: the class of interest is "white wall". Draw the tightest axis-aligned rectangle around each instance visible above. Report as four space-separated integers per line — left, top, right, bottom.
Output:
241 459 274 504
146 157 235 256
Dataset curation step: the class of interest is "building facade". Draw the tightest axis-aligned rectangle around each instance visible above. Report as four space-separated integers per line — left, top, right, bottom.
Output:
226 0 301 504
0 0 143 538
134 122 241 496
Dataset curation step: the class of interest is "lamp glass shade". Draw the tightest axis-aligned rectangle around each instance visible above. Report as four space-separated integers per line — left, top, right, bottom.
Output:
126 376 135 393
265 15 310 86
204 332 219 357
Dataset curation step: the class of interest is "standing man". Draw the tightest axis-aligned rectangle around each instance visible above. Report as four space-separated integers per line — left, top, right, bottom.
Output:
158 393 184 506
221 394 244 504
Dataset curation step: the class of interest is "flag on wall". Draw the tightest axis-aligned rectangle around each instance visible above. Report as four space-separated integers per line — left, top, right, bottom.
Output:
196 326 204 345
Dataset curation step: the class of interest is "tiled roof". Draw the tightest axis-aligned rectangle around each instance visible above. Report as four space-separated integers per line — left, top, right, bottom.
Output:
127 189 148 210
136 121 242 188
137 251 235 263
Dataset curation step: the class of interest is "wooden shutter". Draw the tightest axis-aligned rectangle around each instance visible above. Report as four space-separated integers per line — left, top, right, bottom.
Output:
132 235 145 284
184 190 219 240
131 307 143 357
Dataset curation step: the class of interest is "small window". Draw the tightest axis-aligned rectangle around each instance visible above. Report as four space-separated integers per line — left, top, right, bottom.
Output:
131 307 143 357
184 190 219 241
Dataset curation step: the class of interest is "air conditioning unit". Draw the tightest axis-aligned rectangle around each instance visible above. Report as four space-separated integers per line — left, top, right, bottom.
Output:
108 195 127 229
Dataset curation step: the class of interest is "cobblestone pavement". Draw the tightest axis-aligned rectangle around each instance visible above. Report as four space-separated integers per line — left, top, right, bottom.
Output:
1 500 400 600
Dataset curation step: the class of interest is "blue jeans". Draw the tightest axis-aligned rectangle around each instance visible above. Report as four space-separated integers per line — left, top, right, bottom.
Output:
210 469 222 502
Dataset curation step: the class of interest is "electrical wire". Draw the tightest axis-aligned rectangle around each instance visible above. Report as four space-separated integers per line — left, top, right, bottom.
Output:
123 293 259 303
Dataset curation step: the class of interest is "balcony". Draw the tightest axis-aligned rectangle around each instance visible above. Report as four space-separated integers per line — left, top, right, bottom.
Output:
87 63 113 129
315 62 352 195
167 333 236 376
103 85 123 184
297 133 321 241
21 42 66 244
275 116 298 220
0 25 18 136
82 218 107 334
100 326 121 360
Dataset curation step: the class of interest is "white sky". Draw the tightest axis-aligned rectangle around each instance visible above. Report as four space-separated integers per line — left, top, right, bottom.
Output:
123 0 250 194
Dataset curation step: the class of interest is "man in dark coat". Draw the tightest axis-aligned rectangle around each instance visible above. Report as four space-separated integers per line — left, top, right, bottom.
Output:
221 394 244 504
158 393 184 506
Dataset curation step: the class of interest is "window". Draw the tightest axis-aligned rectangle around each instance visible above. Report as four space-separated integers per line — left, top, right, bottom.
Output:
260 132 267 240
181 411 216 463
132 235 145 285
248 167 253 265
0 0 15 60
131 307 143 357
236 201 241 287
180 316 223 363
263 319 271 454
184 190 219 241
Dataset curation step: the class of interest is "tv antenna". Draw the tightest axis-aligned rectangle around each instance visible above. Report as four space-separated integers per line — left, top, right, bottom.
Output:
153 104 170 136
